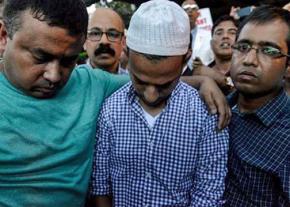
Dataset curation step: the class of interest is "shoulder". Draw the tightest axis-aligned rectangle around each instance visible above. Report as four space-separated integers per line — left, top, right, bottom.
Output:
102 82 131 108
74 64 112 81
174 82 218 124
178 82 208 111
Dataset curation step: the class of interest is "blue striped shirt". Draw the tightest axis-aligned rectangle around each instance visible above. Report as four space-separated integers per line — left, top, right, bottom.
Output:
224 90 290 206
91 82 229 206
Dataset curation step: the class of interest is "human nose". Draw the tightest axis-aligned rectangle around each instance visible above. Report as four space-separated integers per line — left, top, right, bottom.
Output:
144 85 159 103
222 32 230 39
99 32 110 43
243 46 259 66
43 61 62 84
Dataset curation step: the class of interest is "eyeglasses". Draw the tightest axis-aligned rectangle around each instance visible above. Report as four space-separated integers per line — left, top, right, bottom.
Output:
232 42 290 59
182 4 199 10
87 29 123 42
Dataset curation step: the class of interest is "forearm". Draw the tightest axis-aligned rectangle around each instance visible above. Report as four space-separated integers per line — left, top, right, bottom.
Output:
181 75 206 89
193 68 228 89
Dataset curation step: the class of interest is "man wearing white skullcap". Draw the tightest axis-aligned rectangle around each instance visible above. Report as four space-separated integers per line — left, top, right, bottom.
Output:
90 0 229 206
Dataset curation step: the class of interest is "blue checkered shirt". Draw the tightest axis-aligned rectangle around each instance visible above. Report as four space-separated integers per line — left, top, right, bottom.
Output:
224 90 290 206
91 82 229 206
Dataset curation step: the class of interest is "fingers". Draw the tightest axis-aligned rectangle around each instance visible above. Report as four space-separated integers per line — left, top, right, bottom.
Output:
205 92 218 114
214 93 231 130
198 76 231 129
200 85 217 114
213 93 226 130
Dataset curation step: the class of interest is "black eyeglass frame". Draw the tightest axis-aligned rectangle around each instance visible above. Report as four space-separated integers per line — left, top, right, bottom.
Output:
87 29 124 42
231 42 290 58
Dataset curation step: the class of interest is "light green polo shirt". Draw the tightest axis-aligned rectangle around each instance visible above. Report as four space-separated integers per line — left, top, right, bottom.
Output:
0 65 129 207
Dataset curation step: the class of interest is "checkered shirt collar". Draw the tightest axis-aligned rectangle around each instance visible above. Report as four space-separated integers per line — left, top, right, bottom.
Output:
228 90 289 127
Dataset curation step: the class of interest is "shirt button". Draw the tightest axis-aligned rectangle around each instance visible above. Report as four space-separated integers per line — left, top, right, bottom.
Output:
145 172 151 179
148 141 154 149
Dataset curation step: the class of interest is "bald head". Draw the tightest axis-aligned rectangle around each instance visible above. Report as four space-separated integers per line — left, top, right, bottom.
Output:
89 8 125 31
85 7 126 73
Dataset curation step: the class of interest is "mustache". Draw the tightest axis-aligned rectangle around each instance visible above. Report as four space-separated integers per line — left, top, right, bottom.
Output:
94 44 115 56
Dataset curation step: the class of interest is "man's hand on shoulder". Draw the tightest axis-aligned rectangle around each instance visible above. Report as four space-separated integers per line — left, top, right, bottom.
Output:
199 76 231 130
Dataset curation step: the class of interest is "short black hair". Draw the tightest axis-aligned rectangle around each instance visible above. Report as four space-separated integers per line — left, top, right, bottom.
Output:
3 0 88 39
211 15 238 36
237 6 290 52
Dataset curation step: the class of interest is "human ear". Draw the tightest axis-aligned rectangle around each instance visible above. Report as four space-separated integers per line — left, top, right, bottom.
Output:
0 20 8 56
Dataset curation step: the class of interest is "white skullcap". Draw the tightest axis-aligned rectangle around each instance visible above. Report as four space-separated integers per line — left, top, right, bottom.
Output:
127 0 190 56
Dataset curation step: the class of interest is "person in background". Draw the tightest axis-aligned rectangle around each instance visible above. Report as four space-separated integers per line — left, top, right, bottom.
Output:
224 6 290 206
84 7 127 74
91 0 229 206
190 15 238 94
182 0 214 70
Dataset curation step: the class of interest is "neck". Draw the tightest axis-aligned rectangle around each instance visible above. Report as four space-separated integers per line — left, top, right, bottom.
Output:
0 60 4 73
237 89 281 113
213 57 231 75
140 100 165 117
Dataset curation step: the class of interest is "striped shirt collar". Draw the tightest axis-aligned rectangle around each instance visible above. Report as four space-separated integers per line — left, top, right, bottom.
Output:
228 90 289 127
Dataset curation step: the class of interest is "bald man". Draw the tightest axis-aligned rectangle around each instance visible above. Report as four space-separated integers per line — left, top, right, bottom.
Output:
84 8 127 74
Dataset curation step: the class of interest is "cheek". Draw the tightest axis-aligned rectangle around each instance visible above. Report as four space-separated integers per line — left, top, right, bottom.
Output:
62 68 74 83
114 45 123 58
229 36 236 43
229 57 241 78
85 41 97 53
262 63 285 83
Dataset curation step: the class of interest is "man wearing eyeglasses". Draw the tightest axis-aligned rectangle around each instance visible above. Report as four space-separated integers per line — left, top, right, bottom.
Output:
224 6 290 207
84 7 127 74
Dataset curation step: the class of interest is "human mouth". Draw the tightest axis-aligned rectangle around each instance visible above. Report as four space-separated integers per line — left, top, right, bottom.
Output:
220 42 231 49
237 71 258 81
34 86 57 94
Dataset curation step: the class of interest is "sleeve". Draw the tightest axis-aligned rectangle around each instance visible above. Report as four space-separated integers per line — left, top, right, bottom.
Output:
102 72 130 98
278 155 290 204
190 114 229 207
90 104 113 196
